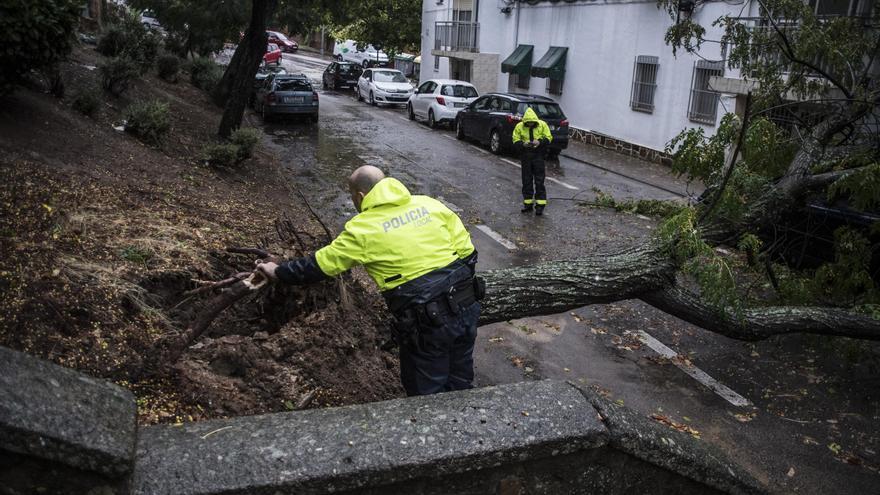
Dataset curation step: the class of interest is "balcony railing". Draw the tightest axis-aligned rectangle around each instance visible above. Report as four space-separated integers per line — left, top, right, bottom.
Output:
434 21 480 53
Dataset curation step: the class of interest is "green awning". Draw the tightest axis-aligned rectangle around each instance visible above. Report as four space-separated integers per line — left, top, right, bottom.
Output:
501 44 533 77
531 46 568 80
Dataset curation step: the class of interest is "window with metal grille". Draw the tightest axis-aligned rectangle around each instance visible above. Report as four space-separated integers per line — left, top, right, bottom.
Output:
547 78 563 95
509 72 529 90
434 55 440 71
630 55 658 113
688 60 724 125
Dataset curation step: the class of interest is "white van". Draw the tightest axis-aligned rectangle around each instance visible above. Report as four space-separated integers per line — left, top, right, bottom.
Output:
333 40 389 68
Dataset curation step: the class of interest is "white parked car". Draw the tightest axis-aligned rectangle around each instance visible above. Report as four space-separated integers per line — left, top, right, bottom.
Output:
356 69 413 106
407 79 479 128
334 39 389 68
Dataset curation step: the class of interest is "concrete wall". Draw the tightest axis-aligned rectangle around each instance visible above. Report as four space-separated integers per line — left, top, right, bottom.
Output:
421 0 753 153
0 346 765 495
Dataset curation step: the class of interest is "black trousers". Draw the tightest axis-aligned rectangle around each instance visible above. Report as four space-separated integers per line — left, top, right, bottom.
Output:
521 152 546 205
399 301 480 396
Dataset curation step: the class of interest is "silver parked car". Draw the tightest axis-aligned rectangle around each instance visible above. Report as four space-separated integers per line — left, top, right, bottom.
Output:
254 74 319 123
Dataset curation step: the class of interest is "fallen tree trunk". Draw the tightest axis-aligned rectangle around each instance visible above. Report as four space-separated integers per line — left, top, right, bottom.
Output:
478 247 880 341
641 285 880 341
478 246 675 324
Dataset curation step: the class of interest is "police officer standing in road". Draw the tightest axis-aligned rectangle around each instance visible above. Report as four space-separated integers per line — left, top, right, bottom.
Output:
512 108 553 216
256 165 484 396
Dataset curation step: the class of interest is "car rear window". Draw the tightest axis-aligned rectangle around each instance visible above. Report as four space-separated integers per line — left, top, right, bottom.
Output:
338 64 359 74
276 79 311 91
373 71 407 83
441 85 478 98
518 103 565 119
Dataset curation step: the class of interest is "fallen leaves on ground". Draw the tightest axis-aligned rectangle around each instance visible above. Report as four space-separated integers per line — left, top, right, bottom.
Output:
650 414 702 439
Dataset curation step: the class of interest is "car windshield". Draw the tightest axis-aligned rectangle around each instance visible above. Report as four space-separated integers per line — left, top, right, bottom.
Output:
373 71 406 83
276 79 311 91
518 103 565 119
272 32 289 42
441 85 477 98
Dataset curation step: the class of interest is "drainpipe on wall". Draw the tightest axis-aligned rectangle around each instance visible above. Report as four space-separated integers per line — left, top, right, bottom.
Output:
513 0 521 48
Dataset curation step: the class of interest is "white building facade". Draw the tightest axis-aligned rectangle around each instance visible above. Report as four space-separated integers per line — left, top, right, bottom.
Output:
420 0 757 162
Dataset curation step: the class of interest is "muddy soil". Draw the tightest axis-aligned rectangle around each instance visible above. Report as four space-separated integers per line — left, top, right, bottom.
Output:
0 45 402 424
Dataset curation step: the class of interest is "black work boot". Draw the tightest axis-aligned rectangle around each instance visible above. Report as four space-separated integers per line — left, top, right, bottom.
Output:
521 203 533 213
535 205 545 216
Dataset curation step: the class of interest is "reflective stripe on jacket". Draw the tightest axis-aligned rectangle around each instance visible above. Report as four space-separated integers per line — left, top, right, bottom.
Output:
512 107 553 145
315 178 475 291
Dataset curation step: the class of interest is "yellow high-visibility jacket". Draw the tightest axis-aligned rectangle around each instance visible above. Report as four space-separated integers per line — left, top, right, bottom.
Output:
315 178 475 291
512 107 553 146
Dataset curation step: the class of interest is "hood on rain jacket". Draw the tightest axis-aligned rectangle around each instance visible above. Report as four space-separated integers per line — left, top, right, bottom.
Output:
512 107 552 151
309 178 475 291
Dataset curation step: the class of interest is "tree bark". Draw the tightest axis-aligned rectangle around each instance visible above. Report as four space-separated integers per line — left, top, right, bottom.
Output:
217 0 278 138
478 248 880 341
478 246 675 324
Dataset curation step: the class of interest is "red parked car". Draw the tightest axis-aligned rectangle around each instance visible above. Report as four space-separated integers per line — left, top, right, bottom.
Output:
267 31 298 53
263 43 282 66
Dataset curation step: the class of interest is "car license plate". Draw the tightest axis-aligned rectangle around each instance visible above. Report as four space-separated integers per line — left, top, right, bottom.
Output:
455 102 467 108
285 96 304 103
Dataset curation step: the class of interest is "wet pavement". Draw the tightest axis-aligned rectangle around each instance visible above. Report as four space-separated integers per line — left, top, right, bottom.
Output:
256 53 880 494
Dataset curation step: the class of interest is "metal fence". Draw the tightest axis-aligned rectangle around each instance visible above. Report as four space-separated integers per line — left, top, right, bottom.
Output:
434 21 480 52
688 60 724 125
630 55 658 113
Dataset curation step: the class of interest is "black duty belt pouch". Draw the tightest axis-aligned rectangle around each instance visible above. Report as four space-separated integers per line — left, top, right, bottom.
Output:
473 276 486 301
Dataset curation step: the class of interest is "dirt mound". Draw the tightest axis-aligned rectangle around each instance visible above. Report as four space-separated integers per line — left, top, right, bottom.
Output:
0 45 402 424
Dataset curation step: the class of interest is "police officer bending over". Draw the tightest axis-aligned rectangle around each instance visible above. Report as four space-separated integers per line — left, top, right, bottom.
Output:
257 165 484 396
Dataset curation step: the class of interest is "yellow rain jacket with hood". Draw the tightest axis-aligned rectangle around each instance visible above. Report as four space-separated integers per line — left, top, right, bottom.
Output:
277 178 475 291
512 107 553 149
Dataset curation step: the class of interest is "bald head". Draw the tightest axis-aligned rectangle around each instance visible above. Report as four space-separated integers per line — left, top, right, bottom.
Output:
348 165 385 212
349 165 385 195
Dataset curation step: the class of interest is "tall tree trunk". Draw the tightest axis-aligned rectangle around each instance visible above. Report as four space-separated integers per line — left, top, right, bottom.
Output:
217 0 278 138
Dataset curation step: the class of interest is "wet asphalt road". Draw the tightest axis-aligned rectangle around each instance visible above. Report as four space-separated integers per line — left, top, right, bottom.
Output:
256 52 880 494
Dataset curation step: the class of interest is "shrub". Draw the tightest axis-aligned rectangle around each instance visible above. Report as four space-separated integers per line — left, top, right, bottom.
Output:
189 57 222 91
100 56 140 96
96 25 128 57
124 100 171 145
157 55 181 82
72 90 101 117
0 0 82 95
202 143 240 167
231 128 261 161
133 32 162 73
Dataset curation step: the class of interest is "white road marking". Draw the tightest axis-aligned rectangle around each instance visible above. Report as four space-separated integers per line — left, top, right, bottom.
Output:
630 330 753 407
438 198 463 213
547 177 579 190
499 159 578 190
501 158 521 169
398 116 410 122
443 134 457 140
469 145 489 154
475 224 517 251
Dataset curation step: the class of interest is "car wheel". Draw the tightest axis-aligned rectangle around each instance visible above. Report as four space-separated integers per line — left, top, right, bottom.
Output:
369 91 376 106
322 78 327 89
311 114 319 123
428 110 437 129
455 118 465 140
490 129 503 154
407 103 415 121
335 54 343 61
261 105 271 123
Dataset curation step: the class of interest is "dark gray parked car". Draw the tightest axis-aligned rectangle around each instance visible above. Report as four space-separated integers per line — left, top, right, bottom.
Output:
254 73 318 123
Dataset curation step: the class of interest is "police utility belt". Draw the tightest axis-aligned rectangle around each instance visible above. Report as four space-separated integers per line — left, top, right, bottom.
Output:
394 276 486 326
